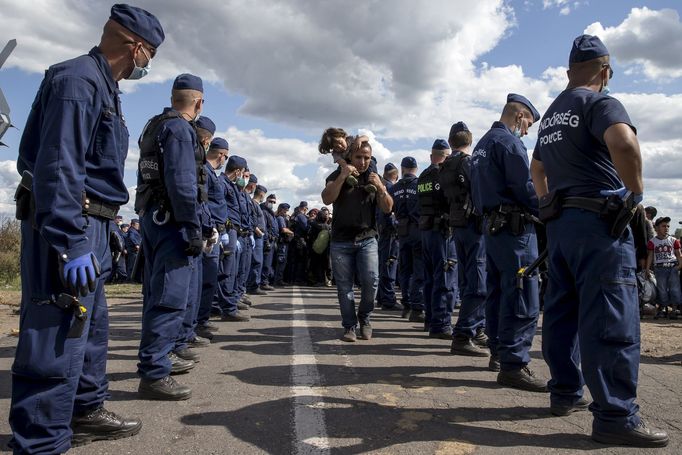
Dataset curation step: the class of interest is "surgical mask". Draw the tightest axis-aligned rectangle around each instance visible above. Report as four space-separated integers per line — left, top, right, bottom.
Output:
236 177 246 188
127 47 151 80
601 81 611 96
266 202 274 210
512 124 522 138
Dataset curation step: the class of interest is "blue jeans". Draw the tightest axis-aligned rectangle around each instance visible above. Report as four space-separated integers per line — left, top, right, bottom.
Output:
653 266 681 308
330 238 379 329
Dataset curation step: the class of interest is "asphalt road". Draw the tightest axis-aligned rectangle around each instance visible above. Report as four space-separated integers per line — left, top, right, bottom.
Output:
0 285 680 454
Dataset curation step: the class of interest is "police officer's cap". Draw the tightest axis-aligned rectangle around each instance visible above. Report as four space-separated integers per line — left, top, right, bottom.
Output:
121 223 129 228
432 139 450 151
267 194 277 201
255 184 268 194
654 216 671 227
249 174 258 184
210 137 229 150
115 215 123 220
195 116 216 135
110 4 165 48
570 34 609 64
507 93 540 123
299 201 308 208
384 162 397 172
449 121 469 138
278 203 290 210
226 155 247 170
401 156 417 169
131 218 139 224
173 73 203 93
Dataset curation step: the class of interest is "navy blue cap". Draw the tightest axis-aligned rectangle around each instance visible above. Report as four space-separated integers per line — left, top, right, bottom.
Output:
110 4 165 48
226 155 247 170
449 121 469 137
131 218 139 223
401 156 417 169
384 162 397 172
299 201 308 208
570 34 609 64
210 137 229 150
267 194 277 201
432 139 450 151
278 203 290 210
121 223 129 228
507 93 540 123
249 174 258 184
173 73 203 93
114 215 123 220
195 116 215 135
255 184 267 194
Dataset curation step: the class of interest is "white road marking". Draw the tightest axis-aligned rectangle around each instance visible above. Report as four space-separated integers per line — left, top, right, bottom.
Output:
291 287 330 455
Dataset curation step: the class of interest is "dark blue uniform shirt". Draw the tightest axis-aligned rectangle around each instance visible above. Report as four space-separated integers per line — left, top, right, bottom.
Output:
205 164 227 226
222 175 242 228
251 198 266 233
389 174 419 224
238 190 251 231
261 204 278 238
18 47 128 259
471 121 538 215
532 88 635 197
125 227 141 250
377 179 396 229
293 213 309 237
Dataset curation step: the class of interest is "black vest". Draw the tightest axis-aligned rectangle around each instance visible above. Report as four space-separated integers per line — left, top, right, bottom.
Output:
439 152 473 227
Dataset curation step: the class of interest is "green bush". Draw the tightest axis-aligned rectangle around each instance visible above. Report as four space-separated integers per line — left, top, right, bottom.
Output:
0 217 21 285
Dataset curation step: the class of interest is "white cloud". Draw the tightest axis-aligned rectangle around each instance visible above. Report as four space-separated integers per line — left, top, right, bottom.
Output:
0 160 19 215
585 7 682 80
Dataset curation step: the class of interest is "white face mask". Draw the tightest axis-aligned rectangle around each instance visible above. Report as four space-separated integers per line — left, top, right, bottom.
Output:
127 46 151 80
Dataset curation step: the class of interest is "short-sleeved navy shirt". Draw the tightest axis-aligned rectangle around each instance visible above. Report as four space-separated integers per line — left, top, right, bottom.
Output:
532 88 635 198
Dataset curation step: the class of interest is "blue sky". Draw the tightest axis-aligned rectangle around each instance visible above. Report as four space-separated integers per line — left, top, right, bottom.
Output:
1 0 681 223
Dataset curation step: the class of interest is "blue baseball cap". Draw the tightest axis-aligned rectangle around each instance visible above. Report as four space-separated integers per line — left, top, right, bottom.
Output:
226 155 247 170
267 194 277 201
210 137 229 150
249 174 258 184
507 93 540 123
384 162 397 172
255 184 268 194
299 201 308 208
131 218 139 223
195 116 215 135
570 34 609 64
401 156 417 169
278 203 290 210
173 73 203 93
110 4 165 48
432 139 450 151
448 121 469 138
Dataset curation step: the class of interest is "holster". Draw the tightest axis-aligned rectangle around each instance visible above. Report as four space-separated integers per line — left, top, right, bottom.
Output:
538 190 562 223
14 170 34 221
601 192 637 239
486 210 507 236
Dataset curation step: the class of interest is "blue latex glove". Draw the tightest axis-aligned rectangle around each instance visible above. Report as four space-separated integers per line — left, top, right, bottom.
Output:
220 233 230 249
62 252 100 297
249 234 255 249
236 239 242 254
599 187 643 204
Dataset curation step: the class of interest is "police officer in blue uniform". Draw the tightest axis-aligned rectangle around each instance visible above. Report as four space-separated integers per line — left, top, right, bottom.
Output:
442 122 489 357
417 139 458 338
235 171 255 305
196 137 229 340
110 216 129 282
390 157 425 322
292 201 311 284
216 155 251 321
274 203 294 286
10 4 164 452
531 35 668 447
260 193 279 290
173 115 218 362
247 183 269 295
135 73 209 401
125 218 142 279
377 163 401 310
470 93 547 392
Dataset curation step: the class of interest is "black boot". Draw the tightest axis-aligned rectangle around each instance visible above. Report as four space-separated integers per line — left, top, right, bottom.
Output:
174 348 200 362
550 397 590 416
408 310 425 322
71 407 142 447
169 351 195 375
450 335 489 357
497 366 548 392
138 376 192 401
592 420 669 448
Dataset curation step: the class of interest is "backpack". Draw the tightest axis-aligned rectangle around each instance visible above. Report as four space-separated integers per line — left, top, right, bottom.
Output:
312 229 330 254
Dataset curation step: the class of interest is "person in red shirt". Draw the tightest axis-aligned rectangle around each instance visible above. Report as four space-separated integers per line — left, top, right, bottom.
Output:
645 217 682 319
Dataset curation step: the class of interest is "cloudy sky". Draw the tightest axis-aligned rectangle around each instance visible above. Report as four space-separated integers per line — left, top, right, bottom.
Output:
1 0 681 225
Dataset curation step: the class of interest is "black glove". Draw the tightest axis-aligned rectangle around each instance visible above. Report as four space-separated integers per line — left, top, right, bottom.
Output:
185 237 204 257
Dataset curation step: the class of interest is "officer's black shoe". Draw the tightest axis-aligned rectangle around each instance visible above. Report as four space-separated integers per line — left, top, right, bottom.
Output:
168 352 195 375
381 302 404 311
189 335 210 348
237 301 250 310
358 323 372 340
472 328 489 347
497 366 548 393
195 326 214 340
138 376 192 401
488 354 501 372
408 310 425 323
248 288 267 296
221 311 251 322
401 305 411 319
174 348 200 362
592 421 669 448
260 284 275 291
241 295 253 306
450 335 489 357
71 407 142 447
429 330 453 340
550 397 590 416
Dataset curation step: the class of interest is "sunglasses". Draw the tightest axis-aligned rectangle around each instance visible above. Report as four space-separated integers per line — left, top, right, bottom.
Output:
602 64 614 80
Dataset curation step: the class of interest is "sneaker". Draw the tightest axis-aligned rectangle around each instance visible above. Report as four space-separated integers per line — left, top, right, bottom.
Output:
260 284 275 291
173 348 200 362
188 335 210 348
71 407 142 446
450 335 489 357
592 420 669 448
138 376 192 401
429 330 453 340
409 310 425 323
341 328 357 342
550 397 590 416
168 352 194 375
488 355 501 372
497 366 548 393
221 312 251 322
358 323 372 340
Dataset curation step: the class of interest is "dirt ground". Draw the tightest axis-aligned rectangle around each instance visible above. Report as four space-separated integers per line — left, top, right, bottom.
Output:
0 283 679 364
